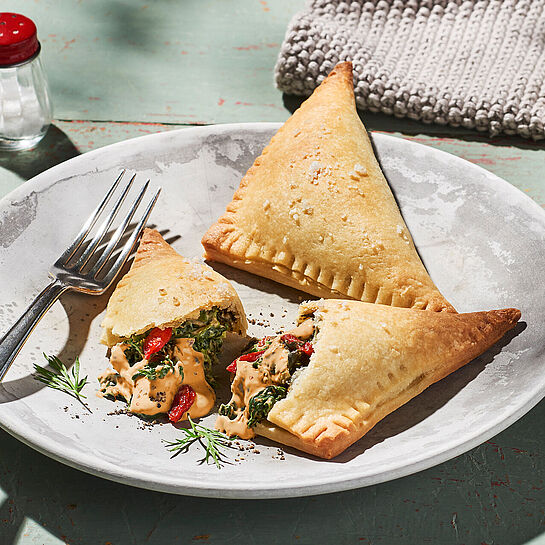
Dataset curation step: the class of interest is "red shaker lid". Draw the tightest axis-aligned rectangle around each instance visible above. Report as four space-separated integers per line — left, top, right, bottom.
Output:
0 13 40 66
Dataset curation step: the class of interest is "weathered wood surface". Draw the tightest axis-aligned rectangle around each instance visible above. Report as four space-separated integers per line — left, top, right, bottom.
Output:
0 0 544 544
14 0 298 125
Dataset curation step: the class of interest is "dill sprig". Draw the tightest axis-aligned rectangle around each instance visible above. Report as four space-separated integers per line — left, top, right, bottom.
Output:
34 354 91 413
163 417 235 468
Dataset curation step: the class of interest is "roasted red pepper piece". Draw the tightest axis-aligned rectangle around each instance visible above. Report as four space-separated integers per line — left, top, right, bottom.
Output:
301 342 314 356
226 349 265 373
281 333 304 351
238 350 265 362
168 384 196 423
280 334 300 345
143 327 172 360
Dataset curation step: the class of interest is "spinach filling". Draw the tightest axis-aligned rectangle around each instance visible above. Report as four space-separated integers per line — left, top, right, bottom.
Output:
218 386 289 426
218 401 236 419
99 375 127 403
247 386 287 427
287 349 310 375
132 355 179 381
125 307 236 381
219 326 316 428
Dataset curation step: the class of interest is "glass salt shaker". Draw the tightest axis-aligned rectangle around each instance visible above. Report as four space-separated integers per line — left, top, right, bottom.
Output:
0 12 52 150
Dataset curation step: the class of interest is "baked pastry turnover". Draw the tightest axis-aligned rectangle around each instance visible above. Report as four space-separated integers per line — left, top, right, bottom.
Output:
99 228 247 420
217 299 520 459
202 62 453 312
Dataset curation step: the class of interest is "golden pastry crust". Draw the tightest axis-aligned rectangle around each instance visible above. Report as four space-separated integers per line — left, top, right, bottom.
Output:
263 300 520 459
100 228 247 346
202 62 454 312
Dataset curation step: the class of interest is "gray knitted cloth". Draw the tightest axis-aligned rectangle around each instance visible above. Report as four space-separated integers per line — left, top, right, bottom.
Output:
275 0 545 139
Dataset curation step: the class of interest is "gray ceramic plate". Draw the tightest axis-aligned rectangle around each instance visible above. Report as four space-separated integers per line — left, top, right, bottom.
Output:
0 124 543 499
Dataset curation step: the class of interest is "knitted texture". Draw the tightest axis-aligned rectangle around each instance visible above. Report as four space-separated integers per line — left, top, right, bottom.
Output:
275 0 545 139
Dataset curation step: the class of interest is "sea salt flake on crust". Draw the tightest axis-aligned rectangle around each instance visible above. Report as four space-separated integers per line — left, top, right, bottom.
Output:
256 300 520 459
201 62 454 312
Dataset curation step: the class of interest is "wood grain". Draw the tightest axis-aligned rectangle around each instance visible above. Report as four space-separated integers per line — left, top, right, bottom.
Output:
0 0 544 543
15 0 298 124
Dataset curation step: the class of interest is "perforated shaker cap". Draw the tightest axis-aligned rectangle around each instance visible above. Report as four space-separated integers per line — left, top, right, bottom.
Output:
0 13 40 67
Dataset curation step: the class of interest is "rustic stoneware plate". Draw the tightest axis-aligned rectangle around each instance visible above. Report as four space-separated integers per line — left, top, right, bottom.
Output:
0 123 543 499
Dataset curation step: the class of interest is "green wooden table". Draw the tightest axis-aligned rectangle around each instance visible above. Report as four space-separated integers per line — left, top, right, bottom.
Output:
1 1 544 544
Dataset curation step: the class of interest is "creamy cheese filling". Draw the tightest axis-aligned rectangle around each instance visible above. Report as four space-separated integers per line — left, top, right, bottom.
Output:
216 319 315 439
98 338 215 418
98 307 237 419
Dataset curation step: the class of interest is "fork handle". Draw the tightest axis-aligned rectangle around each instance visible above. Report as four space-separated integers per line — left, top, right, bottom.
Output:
0 279 69 381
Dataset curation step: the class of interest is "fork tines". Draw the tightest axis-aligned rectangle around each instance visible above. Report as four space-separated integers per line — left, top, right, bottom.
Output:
53 170 161 289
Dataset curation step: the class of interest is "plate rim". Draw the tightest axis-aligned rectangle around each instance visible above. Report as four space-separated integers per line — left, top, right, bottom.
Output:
0 122 544 499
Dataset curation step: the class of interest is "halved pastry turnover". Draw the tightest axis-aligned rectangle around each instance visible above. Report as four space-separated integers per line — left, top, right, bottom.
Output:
216 299 520 459
99 228 247 420
202 62 454 312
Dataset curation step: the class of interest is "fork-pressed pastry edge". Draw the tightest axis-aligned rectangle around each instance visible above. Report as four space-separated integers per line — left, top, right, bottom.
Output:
202 62 454 313
263 300 520 459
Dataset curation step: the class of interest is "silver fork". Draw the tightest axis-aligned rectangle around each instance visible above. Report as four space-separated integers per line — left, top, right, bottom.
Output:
0 170 161 381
